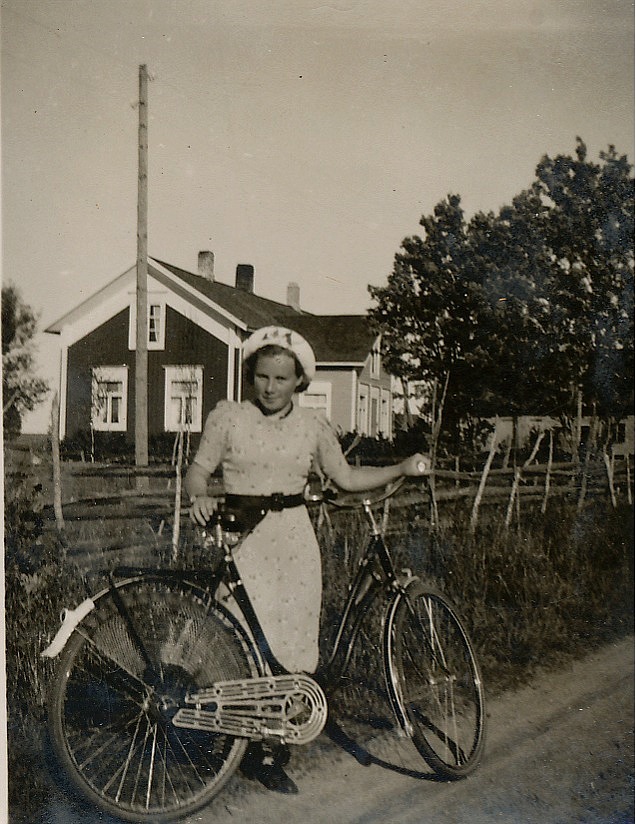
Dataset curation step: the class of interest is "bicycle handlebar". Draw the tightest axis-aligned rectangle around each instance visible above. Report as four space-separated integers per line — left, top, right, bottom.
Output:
326 478 407 509
309 469 431 510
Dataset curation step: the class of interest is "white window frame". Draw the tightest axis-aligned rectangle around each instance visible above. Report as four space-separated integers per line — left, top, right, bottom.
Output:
370 387 380 436
91 366 128 432
148 303 164 347
163 365 204 432
128 299 166 350
380 388 391 437
298 380 332 419
357 384 369 434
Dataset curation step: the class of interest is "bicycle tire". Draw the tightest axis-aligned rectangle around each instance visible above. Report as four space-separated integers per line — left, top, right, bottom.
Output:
47 579 256 823
385 580 486 779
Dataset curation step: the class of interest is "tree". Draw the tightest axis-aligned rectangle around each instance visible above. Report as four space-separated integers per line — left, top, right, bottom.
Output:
369 139 634 443
2 283 49 436
533 139 634 415
369 194 489 442
463 188 567 416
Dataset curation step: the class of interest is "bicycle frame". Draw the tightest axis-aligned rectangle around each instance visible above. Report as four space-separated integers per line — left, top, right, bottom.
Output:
87 496 410 689
318 500 415 688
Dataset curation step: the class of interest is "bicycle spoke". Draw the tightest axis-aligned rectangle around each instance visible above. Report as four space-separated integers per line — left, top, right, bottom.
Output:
401 604 464 763
388 583 485 779
409 705 466 764
49 580 253 820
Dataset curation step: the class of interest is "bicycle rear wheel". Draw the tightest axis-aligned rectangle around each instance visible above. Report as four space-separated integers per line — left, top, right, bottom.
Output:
386 581 485 779
47 579 256 823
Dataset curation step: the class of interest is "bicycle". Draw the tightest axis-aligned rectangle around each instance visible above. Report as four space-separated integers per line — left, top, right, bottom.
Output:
43 477 486 823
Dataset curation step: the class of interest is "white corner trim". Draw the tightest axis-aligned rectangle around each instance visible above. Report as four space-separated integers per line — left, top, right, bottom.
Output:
58 340 69 440
350 369 357 432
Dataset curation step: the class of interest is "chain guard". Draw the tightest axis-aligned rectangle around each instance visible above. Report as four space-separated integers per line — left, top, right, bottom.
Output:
172 673 327 745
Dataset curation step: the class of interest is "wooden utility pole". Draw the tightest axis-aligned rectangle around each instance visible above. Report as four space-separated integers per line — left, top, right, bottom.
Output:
135 64 149 468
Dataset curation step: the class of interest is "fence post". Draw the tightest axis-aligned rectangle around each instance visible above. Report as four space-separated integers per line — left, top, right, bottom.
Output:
428 371 450 530
470 434 497 534
603 451 617 508
172 429 184 562
504 430 545 530
541 429 554 514
577 416 598 511
573 389 583 463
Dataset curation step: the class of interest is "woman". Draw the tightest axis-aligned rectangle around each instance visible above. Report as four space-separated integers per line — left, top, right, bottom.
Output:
185 325 429 793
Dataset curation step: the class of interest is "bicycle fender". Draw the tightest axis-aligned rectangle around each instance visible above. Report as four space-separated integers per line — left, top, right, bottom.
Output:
41 598 96 659
39 573 178 660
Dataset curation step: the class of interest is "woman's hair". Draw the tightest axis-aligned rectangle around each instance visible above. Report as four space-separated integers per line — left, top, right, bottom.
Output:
244 344 311 392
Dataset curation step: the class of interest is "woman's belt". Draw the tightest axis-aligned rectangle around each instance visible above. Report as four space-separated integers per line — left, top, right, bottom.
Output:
224 492 305 512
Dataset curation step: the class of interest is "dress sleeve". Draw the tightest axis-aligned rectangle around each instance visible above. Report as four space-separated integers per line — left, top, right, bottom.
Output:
313 411 352 486
192 401 232 475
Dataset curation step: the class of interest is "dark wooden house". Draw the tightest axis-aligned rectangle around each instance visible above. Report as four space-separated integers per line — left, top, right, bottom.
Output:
46 253 394 443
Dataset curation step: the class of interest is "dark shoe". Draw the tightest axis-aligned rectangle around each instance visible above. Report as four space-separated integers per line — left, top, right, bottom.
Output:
241 743 298 794
253 762 298 794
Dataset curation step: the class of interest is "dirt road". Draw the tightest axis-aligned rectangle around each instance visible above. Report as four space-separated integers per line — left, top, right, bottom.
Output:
45 636 634 824
191 636 634 824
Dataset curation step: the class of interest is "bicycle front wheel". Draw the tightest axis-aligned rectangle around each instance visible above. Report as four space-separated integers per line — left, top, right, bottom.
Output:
47 579 256 823
386 581 485 779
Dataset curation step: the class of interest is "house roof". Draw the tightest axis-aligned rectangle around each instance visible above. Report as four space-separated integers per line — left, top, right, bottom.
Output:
154 259 307 330
46 256 377 366
282 315 375 364
155 260 376 364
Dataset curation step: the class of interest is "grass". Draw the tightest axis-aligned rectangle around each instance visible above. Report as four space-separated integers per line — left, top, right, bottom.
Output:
5 486 634 822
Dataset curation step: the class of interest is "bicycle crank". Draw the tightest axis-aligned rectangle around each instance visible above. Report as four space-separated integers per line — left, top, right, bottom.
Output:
172 673 327 745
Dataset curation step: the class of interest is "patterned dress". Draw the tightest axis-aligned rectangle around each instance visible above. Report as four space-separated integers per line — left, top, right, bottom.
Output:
192 400 350 673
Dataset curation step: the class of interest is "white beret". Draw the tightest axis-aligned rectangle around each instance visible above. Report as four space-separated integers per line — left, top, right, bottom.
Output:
243 326 316 383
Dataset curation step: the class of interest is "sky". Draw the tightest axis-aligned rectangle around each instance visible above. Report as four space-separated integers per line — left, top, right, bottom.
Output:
1 0 634 432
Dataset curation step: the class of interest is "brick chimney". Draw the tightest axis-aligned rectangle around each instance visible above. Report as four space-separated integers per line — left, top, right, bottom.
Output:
287 281 301 312
198 250 215 280
235 264 254 293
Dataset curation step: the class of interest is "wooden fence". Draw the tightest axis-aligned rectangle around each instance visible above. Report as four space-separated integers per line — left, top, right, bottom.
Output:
5 437 633 566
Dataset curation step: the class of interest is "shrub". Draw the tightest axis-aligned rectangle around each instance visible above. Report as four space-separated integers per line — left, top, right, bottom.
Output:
61 428 202 463
4 481 85 823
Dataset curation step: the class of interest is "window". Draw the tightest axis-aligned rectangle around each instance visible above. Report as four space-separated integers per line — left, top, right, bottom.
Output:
164 365 203 432
148 304 162 344
380 389 391 437
298 381 332 418
370 387 380 436
91 366 128 431
128 299 166 350
357 385 369 434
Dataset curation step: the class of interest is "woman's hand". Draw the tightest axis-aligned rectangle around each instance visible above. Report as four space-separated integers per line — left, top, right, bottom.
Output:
189 495 216 526
400 453 432 477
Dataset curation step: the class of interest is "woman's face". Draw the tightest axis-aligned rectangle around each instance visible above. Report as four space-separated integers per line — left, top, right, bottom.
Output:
252 351 302 413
